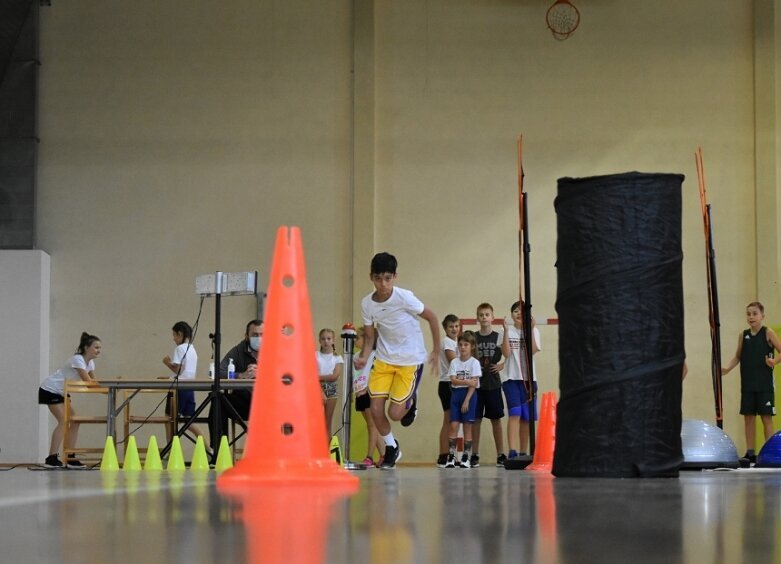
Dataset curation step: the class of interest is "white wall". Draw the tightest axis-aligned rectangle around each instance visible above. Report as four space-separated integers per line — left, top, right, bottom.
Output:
0 251 50 462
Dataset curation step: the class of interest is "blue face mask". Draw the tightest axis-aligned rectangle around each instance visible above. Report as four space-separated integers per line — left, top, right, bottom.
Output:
249 336 261 351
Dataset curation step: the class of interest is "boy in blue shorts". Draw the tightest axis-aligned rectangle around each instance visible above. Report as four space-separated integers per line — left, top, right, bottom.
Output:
445 332 482 468
354 252 441 469
501 301 541 459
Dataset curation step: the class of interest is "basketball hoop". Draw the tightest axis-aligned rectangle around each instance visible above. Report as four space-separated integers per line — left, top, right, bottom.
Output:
546 0 580 41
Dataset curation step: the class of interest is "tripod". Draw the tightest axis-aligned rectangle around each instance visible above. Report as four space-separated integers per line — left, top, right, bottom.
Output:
160 272 251 458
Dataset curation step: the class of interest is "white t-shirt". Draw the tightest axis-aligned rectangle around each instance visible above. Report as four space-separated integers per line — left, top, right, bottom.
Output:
447 356 483 389
353 350 375 393
503 325 541 381
41 354 94 396
171 343 198 379
361 286 427 366
439 336 458 381
316 350 344 378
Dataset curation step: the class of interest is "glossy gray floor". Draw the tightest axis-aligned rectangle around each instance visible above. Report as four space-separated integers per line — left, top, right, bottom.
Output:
2 465 780 563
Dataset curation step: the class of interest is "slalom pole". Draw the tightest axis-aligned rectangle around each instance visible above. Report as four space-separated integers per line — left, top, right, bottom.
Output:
517 135 537 454
696 148 724 428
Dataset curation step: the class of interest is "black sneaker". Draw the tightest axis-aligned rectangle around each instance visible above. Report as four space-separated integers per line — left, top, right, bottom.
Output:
470 454 480 468
460 453 471 468
67 458 87 469
44 454 63 468
496 453 508 467
444 453 456 468
400 396 418 427
436 454 448 468
380 442 401 470
744 451 757 464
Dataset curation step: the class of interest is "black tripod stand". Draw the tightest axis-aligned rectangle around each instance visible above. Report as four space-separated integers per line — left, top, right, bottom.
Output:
160 272 248 458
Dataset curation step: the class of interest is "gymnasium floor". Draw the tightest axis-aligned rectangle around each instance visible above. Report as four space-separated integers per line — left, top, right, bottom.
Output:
2 465 779 563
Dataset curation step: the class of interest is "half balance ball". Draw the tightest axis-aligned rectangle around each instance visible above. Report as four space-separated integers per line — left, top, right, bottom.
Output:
755 430 781 468
680 419 739 470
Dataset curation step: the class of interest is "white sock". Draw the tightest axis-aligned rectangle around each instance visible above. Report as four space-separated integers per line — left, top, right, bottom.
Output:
382 432 396 447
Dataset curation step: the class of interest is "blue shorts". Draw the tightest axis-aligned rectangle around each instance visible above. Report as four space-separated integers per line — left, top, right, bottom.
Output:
450 387 478 423
502 380 537 421
166 390 196 417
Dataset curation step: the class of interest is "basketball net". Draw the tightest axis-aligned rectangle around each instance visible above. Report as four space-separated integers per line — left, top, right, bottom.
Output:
546 0 580 41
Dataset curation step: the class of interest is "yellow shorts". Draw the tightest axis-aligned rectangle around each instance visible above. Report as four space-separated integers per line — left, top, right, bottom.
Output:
368 359 423 405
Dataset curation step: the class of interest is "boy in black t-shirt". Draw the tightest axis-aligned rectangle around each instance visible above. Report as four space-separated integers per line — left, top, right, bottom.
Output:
472 303 507 467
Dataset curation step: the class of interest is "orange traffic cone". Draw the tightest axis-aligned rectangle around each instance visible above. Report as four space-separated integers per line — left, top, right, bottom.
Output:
217 226 359 490
526 392 557 472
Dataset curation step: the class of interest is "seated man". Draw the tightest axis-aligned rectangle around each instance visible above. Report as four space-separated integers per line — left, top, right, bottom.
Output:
209 319 262 446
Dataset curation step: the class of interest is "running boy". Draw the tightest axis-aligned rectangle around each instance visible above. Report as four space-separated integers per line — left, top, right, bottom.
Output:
722 301 781 463
473 303 506 467
501 300 541 459
354 252 441 469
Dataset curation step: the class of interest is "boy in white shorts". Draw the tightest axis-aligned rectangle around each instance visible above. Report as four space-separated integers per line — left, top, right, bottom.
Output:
354 252 440 469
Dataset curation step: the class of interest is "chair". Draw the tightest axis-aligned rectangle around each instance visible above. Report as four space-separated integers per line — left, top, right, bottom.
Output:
62 380 108 462
122 388 177 457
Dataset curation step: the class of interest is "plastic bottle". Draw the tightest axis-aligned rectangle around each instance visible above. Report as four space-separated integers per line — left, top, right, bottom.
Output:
209 359 215 380
228 358 236 380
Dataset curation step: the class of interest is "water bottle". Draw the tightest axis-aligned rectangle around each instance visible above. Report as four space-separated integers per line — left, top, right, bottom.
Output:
209 360 215 380
228 358 236 380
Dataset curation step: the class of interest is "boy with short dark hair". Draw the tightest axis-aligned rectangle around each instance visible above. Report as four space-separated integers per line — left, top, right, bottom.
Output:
355 252 441 469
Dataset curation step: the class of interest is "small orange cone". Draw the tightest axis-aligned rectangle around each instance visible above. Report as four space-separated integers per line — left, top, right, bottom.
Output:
526 392 557 472
218 226 359 490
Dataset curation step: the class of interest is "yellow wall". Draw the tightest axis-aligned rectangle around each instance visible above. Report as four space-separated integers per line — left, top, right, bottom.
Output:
29 0 776 461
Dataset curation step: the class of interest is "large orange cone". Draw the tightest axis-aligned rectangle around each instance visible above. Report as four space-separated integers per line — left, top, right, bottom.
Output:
526 392 557 472
218 226 359 490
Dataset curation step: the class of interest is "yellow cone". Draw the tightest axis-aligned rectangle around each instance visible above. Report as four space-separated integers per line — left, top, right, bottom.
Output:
214 435 233 473
144 436 163 471
100 435 119 472
191 436 210 472
167 436 186 471
329 435 342 465
123 436 142 471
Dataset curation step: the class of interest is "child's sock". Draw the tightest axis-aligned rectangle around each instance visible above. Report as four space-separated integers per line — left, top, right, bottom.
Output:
509 449 518 459
382 432 396 447
464 441 473 457
448 438 457 456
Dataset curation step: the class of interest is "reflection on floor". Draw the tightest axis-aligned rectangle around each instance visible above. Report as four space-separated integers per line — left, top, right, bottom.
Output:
2 466 781 563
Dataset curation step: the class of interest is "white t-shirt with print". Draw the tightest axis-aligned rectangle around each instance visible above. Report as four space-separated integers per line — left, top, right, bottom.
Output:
361 286 427 366
447 356 483 389
503 325 541 382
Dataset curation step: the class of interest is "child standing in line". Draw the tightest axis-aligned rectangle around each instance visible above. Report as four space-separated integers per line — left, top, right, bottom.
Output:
38 332 101 468
722 301 781 462
436 314 460 467
354 252 441 470
354 327 384 467
445 332 482 468
473 303 506 468
317 328 344 442
501 301 541 459
162 321 208 450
